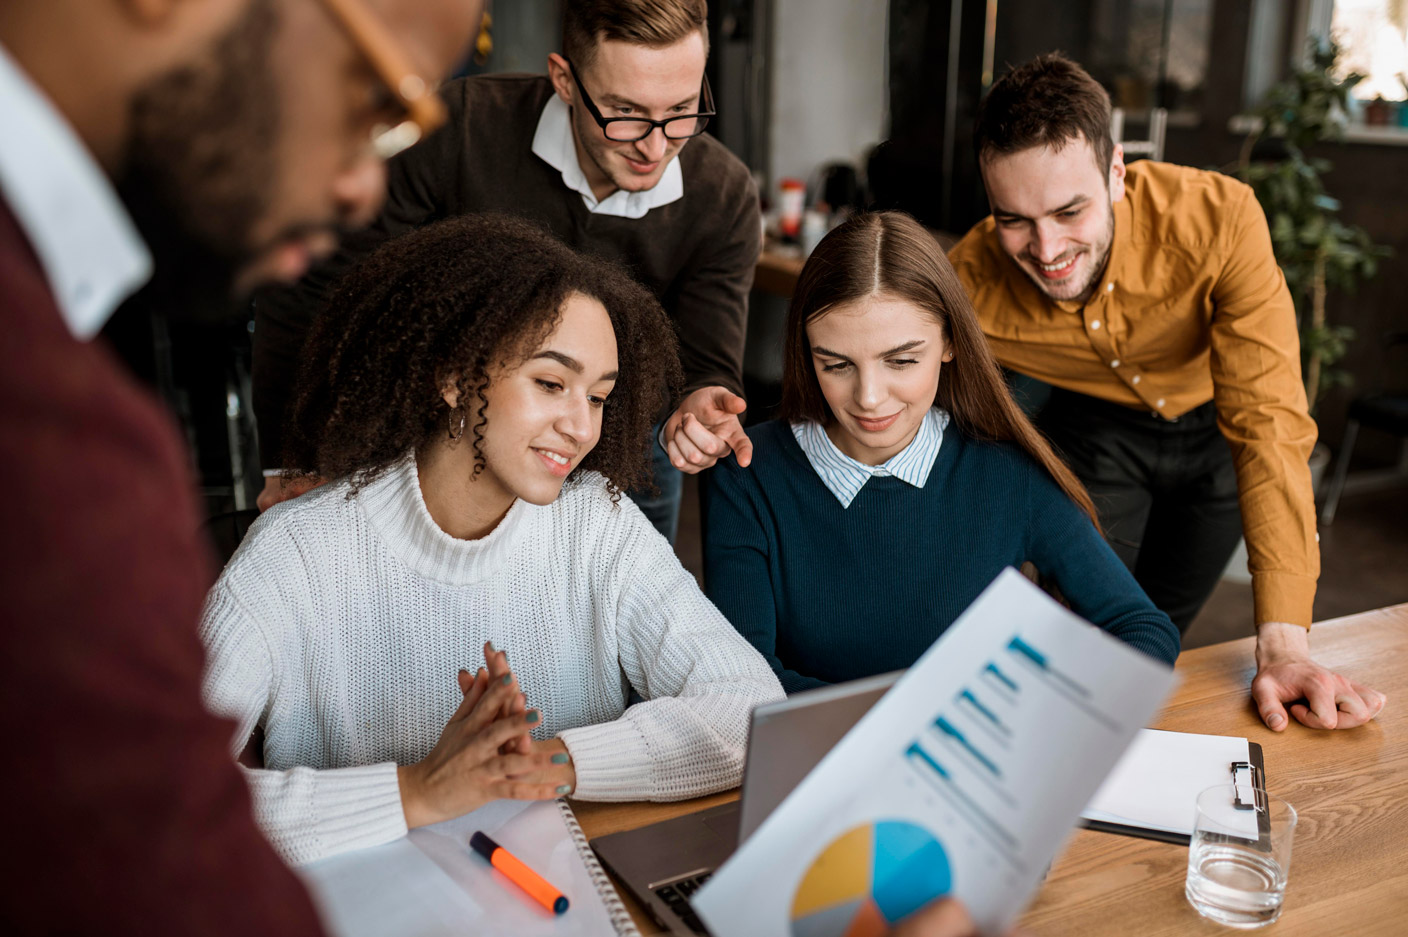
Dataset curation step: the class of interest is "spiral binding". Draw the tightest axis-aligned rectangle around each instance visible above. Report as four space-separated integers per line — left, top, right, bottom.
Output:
558 800 643 937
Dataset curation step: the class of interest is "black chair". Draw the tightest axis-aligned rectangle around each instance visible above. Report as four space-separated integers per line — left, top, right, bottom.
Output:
1321 331 1408 524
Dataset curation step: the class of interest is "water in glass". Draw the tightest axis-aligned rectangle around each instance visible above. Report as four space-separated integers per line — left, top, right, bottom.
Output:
1185 838 1287 927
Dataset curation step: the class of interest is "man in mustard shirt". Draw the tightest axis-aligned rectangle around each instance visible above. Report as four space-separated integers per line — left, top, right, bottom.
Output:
949 54 1384 732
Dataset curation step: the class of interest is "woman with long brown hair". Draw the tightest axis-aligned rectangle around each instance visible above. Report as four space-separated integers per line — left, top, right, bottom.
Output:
702 211 1177 693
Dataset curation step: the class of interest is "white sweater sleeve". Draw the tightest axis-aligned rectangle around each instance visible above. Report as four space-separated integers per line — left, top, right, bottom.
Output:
199 583 408 866
557 516 785 802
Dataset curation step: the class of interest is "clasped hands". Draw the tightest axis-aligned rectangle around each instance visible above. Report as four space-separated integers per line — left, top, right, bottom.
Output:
397 642 575 829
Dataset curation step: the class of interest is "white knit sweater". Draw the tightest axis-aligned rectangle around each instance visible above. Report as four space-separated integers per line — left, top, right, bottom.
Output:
199 456 783 865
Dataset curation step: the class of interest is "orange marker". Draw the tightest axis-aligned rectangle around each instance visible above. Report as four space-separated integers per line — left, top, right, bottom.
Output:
470 831 569 915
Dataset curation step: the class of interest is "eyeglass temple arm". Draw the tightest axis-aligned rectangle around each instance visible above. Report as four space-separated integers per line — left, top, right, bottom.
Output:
319 0 447 129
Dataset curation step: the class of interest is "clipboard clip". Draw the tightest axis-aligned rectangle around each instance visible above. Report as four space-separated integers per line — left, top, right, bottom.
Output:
1230 761 1266 812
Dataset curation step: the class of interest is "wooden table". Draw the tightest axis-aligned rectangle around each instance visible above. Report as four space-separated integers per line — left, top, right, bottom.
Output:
573 604 1408 935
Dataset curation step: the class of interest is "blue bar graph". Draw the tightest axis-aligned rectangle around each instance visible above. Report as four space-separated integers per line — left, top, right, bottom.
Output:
1005 634 1117 730
934 716 1001 778
1007 636 1047 668
904 742 1022 866
984 662 1018 693
958 689 1009 736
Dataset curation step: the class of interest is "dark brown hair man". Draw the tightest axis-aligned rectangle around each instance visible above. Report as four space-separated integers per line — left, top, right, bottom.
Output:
255 0 761 545
0 0 481 932
948 53 1384 734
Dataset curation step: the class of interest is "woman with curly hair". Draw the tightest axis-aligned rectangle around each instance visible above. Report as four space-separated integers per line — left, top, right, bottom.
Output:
703 212 1179 694
199 215 782 865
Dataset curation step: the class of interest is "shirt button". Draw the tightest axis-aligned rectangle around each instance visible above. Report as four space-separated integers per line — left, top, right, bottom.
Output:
1090 319 1102 330
1156 398 1166 408
1109 359 1121 368
1132 375 1142 385
1106 283 1114 293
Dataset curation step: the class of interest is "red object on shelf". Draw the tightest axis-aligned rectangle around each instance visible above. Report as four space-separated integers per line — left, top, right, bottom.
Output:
779 177 805 240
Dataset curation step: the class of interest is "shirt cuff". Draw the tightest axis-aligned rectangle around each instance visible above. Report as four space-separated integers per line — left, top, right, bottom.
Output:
557 717 653 802
310 762 407 858
1251 571 1317 629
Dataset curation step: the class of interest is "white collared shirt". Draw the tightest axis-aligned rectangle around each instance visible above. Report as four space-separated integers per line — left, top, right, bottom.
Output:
530 94 683 220
0 44 151 339
791 408 950 509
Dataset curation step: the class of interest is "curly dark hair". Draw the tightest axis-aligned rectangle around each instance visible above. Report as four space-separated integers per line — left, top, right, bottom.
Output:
284 214 681 498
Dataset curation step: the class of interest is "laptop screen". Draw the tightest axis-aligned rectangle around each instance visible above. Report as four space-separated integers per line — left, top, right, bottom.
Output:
737 671 903 841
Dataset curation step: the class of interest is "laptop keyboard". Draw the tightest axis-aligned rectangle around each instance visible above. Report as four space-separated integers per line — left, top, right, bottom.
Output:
652 871 713 935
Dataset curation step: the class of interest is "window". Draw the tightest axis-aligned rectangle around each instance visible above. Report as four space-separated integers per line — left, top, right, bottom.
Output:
1242 0 1408 140
1330 0 1408 103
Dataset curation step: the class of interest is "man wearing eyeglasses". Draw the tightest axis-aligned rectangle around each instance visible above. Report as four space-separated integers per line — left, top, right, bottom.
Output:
0 0 482 932
255 0 762 544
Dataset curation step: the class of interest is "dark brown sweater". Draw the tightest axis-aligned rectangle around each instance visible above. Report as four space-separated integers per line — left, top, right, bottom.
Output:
0 202 324 934
254 73 761 469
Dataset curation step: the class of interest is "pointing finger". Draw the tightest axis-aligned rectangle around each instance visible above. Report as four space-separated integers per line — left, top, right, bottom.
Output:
717 420 753 468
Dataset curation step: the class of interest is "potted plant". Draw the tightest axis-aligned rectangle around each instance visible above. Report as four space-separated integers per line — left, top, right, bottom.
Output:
1236 39 1390 422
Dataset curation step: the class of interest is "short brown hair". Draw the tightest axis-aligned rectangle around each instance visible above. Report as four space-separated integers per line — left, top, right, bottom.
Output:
974 53 1113 176
562 0 709 72
779 211 1099 528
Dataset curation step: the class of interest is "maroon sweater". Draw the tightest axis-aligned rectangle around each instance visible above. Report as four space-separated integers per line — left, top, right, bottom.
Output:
0 203 324 933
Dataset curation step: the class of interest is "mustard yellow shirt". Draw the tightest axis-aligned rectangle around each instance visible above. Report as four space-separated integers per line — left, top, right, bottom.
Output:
949 160 1318 628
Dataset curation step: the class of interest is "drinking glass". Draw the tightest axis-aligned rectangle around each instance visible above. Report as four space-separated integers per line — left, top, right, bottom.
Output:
1185 783 1296 928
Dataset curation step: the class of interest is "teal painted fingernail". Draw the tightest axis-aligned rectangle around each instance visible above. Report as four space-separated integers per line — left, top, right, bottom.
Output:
501 674 513 685
551 753 569 764
556 785 573 795
525 710 540 723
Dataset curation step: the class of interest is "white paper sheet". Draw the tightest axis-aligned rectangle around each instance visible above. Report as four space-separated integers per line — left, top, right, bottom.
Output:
298 800 622 937
1081 728 1257 838
692 568 1178 937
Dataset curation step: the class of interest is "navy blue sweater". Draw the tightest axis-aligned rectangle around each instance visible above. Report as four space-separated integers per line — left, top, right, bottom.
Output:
702 420 1179 693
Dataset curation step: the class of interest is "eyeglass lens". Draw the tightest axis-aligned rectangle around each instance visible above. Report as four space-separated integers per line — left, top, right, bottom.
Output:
604 116 711 142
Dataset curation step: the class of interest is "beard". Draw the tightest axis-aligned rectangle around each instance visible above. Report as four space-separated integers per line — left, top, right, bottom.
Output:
114 0 281 323
1018 206 1115 304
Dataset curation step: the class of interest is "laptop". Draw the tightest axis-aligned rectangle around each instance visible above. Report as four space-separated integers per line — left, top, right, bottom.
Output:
591 671 902 935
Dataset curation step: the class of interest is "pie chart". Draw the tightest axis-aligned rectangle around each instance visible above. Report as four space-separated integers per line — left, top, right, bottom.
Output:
790 821 952 937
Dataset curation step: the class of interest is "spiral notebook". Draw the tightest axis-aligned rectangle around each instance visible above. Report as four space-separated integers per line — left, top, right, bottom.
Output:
299 799 639 937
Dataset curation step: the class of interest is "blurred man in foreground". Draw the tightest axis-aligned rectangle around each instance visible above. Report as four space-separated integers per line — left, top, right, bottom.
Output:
0 0 480 931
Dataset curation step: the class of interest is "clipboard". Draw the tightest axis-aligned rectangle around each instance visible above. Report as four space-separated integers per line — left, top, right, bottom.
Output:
1078 729 1267 845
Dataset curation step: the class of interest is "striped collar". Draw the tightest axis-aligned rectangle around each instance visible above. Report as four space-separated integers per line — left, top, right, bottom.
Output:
791 408 949 509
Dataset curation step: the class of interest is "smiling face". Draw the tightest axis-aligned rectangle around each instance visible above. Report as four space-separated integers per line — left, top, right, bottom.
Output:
550 31 707 200
807 294 953 465
980 136 1125 303
462 292 620 515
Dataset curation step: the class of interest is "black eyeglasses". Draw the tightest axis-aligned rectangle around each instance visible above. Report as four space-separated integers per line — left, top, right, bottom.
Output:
565 57 715 143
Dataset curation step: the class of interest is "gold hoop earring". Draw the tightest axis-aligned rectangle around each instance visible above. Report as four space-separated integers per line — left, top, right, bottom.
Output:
447 407 466 440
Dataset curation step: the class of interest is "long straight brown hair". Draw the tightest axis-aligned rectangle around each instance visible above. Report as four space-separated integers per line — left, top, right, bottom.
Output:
779 211 1100 528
